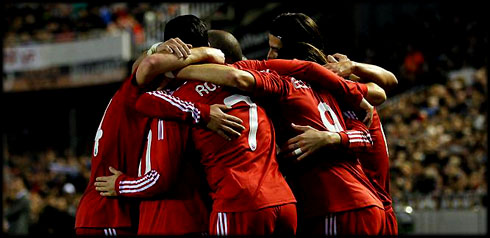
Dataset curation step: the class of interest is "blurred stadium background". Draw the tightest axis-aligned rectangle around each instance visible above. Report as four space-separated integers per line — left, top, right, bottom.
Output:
2 2 487 236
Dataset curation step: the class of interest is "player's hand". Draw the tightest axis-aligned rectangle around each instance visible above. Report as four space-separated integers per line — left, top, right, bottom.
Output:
204 47 225 64
94 167 122 197
359 98 374 127
282 123 340 161
158 37 193 58
324 54 355 78
331 53 350 62
207 104 245 141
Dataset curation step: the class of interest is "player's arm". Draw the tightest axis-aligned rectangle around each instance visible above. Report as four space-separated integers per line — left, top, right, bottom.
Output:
233 58 386 106
95 121 191 198
95 166 179 198
325 53 398 91
122 38 199 111
134 42 245 139
131 38 193 76
175 62 292 98
136 91 210 124
340 109 374 152
234 59 376 124
132 52 147 74
235 59 364 103
95 148 183 198
282 104 373 161
136 46 224 88
363 82 387 106
282 122 373 161
174 63 256 92
136 91 245 140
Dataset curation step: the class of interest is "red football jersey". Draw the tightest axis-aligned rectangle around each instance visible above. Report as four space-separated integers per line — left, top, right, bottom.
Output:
239 59 367 110
75 72 148 229
137 81 297 213
135 90 211 125
368 111 392 207
233 59 383 217
344 108 392 207
75 72 210 230
114 118 208 235
243 59 392 207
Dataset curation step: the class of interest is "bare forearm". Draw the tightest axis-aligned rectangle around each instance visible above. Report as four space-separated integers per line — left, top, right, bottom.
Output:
364 82 387 106
176 64 255 92
351 62 398 90
132 52 147 74
135 47 213 87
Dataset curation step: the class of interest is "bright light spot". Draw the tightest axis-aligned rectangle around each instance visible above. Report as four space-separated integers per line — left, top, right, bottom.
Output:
405 206 413 214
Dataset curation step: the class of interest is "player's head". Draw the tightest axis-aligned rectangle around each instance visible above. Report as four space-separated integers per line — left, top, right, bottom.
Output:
164 14 209 47
208 29 243 64
278 42 328 65
268 12 324 59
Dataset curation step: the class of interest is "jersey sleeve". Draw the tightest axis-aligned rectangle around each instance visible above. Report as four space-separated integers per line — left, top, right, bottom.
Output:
235 59 366 110
337 110 373 152
114 122 190 198
233 59 269 71
353 80 368 97
114 68 143 111
114 170 166 198
135 91 211 125
239 68 292 98
265 59 367 109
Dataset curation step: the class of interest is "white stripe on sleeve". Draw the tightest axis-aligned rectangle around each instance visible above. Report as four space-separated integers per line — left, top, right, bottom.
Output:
350 139 372 143
148 91 201 124
119 174 160 194
119 170 158 185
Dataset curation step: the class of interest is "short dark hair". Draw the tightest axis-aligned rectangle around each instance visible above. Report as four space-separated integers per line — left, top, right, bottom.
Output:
270 12 324 52
164 15 209 47
208 30 243 64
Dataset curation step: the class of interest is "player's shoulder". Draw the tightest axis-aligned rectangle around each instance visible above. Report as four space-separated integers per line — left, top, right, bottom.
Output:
174 80 224 101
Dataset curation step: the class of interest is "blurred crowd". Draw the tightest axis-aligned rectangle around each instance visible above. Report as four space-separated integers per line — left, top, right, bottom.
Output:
3 149 91 235
355 2 487 95
380 66 487 211
2 2 487 236
3 2 222 49
3 3 148 47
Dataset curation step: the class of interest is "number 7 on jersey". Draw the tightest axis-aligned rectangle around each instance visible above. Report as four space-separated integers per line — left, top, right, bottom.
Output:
224 94 258 151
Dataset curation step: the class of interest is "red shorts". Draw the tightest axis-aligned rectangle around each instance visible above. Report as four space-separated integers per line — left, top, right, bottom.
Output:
209 203 297 236
75 227 136 236
383 205 398 235
137 196 209 235
299 205 385 236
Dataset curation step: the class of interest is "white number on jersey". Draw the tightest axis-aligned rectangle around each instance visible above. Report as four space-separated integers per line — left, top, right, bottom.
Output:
138 129 153 177
93 98 113 157
224 94 258 151
318 102 343 132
